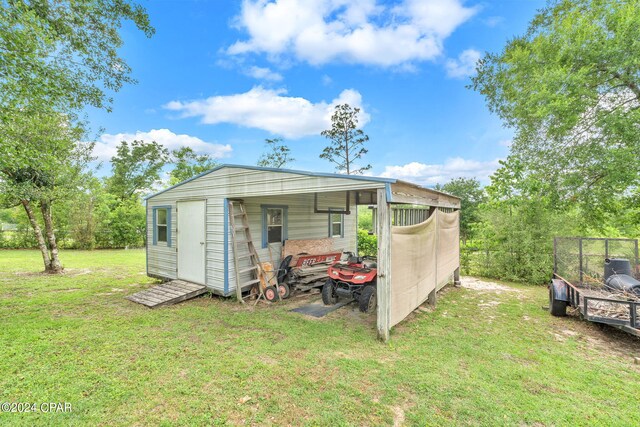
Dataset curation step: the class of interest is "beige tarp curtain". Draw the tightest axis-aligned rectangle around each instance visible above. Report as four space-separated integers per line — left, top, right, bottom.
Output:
437 210 460 290
390 210 460 327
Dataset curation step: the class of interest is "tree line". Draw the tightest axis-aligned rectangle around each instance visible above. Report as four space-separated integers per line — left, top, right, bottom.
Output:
0 103 369 268
0 100 370 251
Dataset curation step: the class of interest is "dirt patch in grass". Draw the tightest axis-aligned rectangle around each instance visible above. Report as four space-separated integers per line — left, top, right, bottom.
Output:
63 268 94 276
392 405 405 427
464 276 640 364
555 315 640 362
460 276 522 293
13 270 49 277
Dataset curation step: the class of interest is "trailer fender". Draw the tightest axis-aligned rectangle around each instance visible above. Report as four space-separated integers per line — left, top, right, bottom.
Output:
550 278 569 302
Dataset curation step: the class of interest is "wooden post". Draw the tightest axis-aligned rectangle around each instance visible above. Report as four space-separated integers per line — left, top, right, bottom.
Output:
455 208 461 285
376 188 392 342
435 208 439 291
427 288 437 306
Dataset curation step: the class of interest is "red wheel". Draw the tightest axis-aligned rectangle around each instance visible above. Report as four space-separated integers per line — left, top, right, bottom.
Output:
264 286 278 302
278 283 291 299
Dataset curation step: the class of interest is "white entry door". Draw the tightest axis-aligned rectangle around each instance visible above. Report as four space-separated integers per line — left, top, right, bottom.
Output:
177 200 206 284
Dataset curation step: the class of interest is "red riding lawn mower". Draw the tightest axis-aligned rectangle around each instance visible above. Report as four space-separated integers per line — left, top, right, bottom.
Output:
322 254 378 313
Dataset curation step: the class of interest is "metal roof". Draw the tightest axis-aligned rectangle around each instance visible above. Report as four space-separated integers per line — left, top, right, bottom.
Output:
145 164 460 203
145 164 397 200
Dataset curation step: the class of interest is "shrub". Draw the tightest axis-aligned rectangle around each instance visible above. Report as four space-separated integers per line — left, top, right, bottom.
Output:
357 229 377 257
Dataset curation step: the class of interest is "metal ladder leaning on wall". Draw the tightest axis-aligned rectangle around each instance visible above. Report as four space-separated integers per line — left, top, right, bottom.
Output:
228 200 263 304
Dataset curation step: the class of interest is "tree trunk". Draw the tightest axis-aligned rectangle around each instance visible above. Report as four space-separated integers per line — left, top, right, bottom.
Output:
40 201 63 273
21 199 52 272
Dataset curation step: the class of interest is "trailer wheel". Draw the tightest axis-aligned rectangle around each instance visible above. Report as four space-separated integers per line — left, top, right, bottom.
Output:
278 282 291 299
322 279 338 305
264 286 278 302
549 286 567 317
359 286 377 313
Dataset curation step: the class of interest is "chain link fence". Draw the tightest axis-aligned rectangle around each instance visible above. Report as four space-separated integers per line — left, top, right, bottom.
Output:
554 237 639 286
0 228 146 249
460 245 554 284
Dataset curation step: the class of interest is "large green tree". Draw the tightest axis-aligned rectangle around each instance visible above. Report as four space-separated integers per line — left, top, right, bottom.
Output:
0 0 154 114
320 104 371 175
0 111 93 271
436 177 485 244
106 140 169 201
472 0 640 222
0 0 153 271
169 147 217 185
471 157 579 284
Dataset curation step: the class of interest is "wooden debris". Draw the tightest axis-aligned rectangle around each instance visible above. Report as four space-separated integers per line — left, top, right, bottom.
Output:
574 280 640 323
580 292 636 318
290 262 332 289
283 238 336 265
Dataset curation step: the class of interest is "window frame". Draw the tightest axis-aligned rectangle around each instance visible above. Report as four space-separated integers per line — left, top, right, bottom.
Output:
261 205 288 248
328 208 344 238
152 206 172 247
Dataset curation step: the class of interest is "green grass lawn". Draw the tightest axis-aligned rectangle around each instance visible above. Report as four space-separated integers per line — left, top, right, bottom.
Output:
1 250 639 426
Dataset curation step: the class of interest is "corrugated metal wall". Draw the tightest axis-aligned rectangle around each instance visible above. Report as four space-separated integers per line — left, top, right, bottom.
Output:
146 201 177 279
228 193 357 295
147 167 382 295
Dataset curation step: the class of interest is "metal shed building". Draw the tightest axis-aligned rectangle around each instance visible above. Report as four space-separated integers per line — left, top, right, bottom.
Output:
145 165 461 340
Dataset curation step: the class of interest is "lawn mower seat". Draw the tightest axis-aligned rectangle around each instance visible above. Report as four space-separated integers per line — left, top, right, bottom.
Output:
347 255 362 264
363 260 377 269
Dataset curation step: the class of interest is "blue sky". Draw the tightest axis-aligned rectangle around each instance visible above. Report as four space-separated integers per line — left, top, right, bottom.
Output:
88 0 546 186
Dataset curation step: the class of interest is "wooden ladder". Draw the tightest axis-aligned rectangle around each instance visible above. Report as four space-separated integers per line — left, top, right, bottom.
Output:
228 200 263 304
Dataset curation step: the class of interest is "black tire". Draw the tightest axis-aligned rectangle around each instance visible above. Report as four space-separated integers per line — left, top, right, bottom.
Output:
359 286 377 313
264 286 278 302
277 255 293 284
278 282 291 299
549 286 567 317
322 279 338 305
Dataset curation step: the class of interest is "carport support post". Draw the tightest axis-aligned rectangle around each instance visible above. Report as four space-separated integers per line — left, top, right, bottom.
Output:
455 208 461 286
427 288 436 307
376 188 392 342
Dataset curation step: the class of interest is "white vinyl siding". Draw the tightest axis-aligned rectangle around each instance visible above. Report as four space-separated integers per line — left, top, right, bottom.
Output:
147 202 177 280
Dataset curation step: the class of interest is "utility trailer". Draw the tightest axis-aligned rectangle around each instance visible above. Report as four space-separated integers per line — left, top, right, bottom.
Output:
549 237 640 337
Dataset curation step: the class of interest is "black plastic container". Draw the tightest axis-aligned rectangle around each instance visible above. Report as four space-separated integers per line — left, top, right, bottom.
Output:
604 258 632 280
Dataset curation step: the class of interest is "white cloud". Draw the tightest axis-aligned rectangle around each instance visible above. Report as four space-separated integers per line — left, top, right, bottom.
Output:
445 48 481 78
228 0 479 67
483 16 503 27
93 129 233 161
164 86 369 139
380 157 501 186
244 65 283 81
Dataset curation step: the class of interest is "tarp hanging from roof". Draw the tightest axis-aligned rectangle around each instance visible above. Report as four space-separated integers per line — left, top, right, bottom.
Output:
390 210 460 327
437 210 460 290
